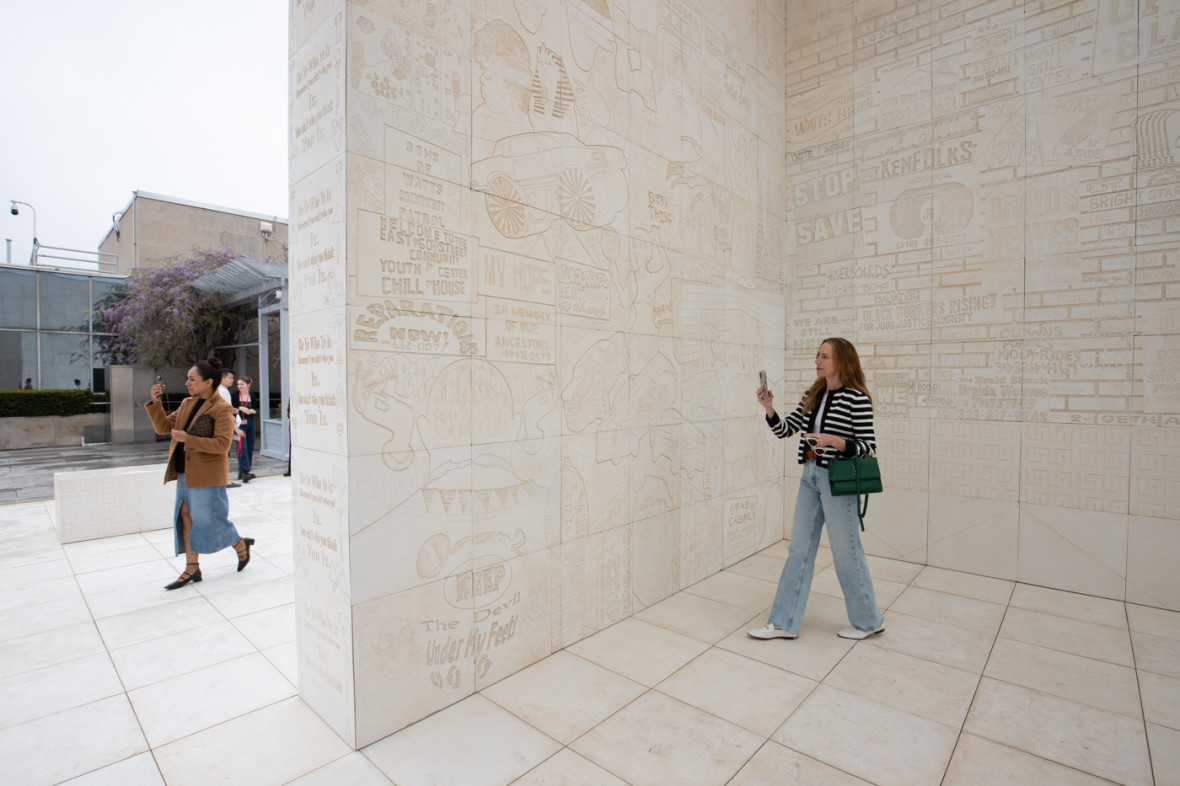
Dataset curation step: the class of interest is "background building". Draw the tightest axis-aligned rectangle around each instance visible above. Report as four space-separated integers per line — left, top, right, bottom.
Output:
99 190 288 273
3 192 290 459
0 264 122 392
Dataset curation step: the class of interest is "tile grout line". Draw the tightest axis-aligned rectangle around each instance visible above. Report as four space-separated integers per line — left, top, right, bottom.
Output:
932 577 1013 785
1126 600 1159 786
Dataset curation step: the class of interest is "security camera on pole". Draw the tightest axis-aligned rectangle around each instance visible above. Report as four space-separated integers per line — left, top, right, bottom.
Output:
8 200 38 265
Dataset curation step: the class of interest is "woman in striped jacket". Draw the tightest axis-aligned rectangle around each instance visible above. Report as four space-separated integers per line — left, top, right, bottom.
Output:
748 338 885 641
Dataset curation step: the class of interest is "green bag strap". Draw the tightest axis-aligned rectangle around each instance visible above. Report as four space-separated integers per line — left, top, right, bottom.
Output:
853 456 867 530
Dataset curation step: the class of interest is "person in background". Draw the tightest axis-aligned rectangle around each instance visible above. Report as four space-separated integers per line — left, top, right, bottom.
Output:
73 379 82 389
23 378 33 390
748 337 884 642
219 370 241 488
283 399 291 477
232 376 258 483
145 357 255 590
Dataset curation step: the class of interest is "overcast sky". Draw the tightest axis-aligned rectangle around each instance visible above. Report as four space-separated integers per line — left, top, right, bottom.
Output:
0 0 288 268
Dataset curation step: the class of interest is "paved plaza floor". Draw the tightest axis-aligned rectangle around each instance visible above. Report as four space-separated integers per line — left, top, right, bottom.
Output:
0 469 1177 785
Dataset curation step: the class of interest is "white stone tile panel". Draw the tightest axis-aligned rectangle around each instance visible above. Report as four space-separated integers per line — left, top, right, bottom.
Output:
363 694 559 786
984 636 1142 719
964 677 1152 786
1017 502 1128 600
774 684 960 786
943 733 1116 786
571 691 762 786
152 697 351 786
926 493 1019 580
0 695 148 786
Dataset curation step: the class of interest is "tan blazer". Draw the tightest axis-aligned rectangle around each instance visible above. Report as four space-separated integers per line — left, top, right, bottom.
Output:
145 394 235 487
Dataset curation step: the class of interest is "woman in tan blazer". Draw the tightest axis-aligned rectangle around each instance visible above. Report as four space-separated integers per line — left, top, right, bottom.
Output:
146 357 255 590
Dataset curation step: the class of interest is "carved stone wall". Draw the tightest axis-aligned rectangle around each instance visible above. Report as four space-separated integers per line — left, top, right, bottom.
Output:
784 0 1180 614
290 0 1180 747
289 0 786 746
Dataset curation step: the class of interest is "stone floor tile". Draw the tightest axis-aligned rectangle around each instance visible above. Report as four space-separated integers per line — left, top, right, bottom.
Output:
681 570 777 612
911 565 1015 605
1000 606 1135 667
570 691 762 786
1146 722 1180 786
1009 584 1129 629
0 695 148 786
110 619 256 690
481 650 646 745
0 652 124 730
655 647 816 737
773 684 959 786
1132 630 1180 679
510 749 628 785
824 643 980 728
984 637 1142 719
634 591 755 643
364 694 560 786
888 585 1007 635
871 609 996 674
1140 671 1180 731
58 751 165 785
567 617 708 687
287 752 393 785
943 733 1118 786
729 741 872 786
964 677 1153 786
129 652 297 747
152 697 351 786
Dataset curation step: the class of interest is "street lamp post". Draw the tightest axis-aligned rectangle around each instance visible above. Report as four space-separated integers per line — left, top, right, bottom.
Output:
9 200 38 264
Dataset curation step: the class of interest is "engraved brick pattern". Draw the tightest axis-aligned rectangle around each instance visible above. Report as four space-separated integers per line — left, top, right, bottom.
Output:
930 420 1021 500
1130 427 1180 520
1021 423 1130 513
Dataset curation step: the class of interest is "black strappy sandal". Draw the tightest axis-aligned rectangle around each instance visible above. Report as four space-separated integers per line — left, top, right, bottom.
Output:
164 562 202 590
236 538 255 572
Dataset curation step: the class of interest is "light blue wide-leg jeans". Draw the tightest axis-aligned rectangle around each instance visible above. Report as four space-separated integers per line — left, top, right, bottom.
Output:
766 460 884 635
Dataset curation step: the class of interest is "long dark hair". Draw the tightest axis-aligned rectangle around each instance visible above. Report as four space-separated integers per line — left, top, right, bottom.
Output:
802 337 871 412
192 357 224 384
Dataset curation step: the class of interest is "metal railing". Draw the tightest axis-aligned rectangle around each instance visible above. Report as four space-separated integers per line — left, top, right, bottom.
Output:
30 242 118 273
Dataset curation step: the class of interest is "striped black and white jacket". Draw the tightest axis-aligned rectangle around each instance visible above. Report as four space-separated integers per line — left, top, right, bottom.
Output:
766 387 876 468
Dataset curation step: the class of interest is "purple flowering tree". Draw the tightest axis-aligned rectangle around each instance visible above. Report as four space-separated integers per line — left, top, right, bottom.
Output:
94 249 244 370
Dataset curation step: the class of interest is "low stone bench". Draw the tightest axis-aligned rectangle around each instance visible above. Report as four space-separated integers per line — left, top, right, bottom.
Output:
54 464 173 543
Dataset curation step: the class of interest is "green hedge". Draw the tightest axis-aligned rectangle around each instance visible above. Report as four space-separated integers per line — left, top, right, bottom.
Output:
0 390 95 418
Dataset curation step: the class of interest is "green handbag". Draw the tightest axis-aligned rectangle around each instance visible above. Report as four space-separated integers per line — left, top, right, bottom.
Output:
827 455 882 530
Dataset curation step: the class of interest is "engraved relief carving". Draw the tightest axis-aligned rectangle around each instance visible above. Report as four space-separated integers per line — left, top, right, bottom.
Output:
472 132 627 237
1134 109 1179 175
287 0 1180 747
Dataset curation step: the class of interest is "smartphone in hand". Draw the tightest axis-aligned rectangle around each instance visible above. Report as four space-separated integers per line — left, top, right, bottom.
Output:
758 370 768 400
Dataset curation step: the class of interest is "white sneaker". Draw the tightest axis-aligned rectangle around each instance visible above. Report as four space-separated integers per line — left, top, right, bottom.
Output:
747 625 797 640
837 625 884 640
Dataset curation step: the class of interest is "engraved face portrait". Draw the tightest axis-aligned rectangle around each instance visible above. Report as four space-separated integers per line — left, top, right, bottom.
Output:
474 21 531 114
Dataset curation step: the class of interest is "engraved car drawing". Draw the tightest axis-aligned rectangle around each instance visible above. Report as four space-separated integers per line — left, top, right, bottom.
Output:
472 132 627 237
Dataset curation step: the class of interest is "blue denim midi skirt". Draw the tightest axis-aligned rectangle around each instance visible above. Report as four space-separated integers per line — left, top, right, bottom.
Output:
172 473 241 556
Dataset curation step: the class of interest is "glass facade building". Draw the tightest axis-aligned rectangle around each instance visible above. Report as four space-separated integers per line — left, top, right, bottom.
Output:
0 264 123 391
